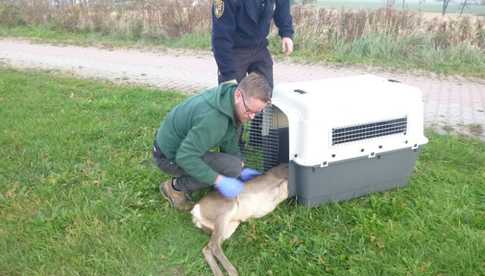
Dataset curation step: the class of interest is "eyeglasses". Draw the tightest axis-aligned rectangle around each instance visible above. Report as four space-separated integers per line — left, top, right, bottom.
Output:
239 89 267 116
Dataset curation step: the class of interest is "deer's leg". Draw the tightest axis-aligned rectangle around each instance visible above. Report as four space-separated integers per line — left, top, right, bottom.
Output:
222 221 240 241
202 244 224 276
209 213 240 276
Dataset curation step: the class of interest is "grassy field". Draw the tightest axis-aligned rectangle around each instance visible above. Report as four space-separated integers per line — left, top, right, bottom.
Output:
314 0 485 15
0 25 213 50
1 68 484 275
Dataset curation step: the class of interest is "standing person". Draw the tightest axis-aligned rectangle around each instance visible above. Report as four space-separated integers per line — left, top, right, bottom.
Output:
153 73 272 211
212 0 294 88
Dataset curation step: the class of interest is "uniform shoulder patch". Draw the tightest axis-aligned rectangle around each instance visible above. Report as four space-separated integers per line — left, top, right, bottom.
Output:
213 0 224 19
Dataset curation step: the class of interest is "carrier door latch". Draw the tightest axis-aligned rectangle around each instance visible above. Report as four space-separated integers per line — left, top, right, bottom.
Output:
293 89 307 94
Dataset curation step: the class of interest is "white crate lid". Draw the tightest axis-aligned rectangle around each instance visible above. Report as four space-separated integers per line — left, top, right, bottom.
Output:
271 75 428 166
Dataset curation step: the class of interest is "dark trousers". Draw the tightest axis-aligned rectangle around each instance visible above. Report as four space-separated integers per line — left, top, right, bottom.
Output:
153 142 242 193
218 46 274 89
220 46 273 154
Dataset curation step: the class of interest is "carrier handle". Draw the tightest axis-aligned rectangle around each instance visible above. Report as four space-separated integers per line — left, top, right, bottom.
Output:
293 89 307 94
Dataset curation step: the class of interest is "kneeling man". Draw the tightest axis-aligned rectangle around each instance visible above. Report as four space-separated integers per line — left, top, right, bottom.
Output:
153 73 271 210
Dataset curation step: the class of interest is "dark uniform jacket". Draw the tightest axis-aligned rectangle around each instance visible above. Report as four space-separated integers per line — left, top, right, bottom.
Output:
212 0 294 82
155 83 241 185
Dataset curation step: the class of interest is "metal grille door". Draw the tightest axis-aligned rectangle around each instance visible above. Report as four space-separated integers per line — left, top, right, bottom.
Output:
240 106 288 172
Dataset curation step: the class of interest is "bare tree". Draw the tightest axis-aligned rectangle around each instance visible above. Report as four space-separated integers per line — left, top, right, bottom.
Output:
459 0 469 15
418 0 426 12
441 0 451 15
386 0 396 9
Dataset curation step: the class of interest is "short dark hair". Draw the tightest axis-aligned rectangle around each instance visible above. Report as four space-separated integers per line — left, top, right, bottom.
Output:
238 73 272 103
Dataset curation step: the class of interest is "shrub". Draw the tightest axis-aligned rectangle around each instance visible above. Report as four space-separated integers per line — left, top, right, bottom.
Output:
0 2 25 27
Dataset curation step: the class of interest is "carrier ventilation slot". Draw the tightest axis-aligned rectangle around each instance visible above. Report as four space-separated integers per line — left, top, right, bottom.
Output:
332 117 407 145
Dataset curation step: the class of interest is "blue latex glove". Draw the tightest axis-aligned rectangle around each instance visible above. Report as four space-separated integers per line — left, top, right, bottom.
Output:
239 168 262 182
215 176 244 198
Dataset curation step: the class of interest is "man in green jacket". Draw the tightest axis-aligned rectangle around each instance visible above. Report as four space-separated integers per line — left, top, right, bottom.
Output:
153 73 271 211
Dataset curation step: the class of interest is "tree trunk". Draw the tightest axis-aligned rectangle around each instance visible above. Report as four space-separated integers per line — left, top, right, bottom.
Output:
459 0 469 16
386 0 396 9
442 0 450 16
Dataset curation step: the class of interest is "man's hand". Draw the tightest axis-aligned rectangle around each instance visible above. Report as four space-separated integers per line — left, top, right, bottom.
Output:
281 37 294 56
239 168 262 182
215 175 244 198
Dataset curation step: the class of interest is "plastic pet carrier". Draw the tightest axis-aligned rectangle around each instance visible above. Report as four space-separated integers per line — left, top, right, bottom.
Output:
241 75 428 207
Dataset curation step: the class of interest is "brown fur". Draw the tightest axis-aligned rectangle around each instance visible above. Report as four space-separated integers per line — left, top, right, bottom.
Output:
191 164 289 276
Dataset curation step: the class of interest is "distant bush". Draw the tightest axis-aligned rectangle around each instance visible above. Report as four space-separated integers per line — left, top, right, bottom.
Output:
0 2 25 27
2 1 483 51
0 0 211 39
291 6 485 51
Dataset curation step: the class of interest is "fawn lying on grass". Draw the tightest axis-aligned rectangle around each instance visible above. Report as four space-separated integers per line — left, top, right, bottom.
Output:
191 163 289 276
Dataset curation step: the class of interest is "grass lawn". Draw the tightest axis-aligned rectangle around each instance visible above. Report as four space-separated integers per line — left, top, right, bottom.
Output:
0 25 213 50
0 68 484 275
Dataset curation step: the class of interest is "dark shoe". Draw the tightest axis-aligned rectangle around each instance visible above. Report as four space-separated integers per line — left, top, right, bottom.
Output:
160 179 194 211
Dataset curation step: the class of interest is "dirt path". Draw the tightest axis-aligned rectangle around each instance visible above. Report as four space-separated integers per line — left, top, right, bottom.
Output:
1 38 484 139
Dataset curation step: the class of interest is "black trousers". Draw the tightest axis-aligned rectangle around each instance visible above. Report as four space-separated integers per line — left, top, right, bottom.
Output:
218 46 274 89
153 142 242 193
220 46 274 155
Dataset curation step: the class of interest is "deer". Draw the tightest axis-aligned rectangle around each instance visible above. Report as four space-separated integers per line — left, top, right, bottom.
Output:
190 163 289 276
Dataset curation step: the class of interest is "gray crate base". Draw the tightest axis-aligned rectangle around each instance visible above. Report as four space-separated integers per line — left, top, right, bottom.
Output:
288 148 421 207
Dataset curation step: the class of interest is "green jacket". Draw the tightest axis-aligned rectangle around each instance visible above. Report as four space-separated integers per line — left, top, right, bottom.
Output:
155 83 241 185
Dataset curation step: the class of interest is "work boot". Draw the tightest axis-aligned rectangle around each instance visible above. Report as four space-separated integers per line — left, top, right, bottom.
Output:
160 179 194 211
